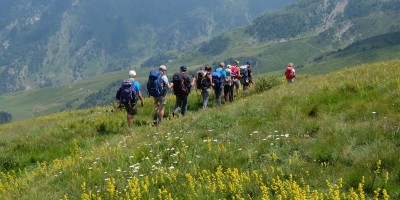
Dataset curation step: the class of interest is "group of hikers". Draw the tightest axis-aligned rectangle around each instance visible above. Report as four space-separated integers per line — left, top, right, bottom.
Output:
116 60 296 127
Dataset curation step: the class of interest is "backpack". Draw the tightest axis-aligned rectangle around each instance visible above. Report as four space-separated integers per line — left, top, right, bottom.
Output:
116 80 138 105
285 67 295 79
172 73 190 95
231 65 239 79
147 70 165 97
212 71 224 89
196 70 209 89
240 65 249 79
225 69 232 86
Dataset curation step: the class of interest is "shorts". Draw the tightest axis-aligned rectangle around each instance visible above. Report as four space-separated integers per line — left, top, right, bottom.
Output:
153 95 167 105
233 79 240 88
124 103 138 115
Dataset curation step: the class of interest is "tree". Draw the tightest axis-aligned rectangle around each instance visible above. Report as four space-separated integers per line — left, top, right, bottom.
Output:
0 111 12 124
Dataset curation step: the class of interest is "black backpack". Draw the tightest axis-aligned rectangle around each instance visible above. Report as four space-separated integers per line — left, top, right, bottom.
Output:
172 73 190 95
116 80 138 105
196 70 209 89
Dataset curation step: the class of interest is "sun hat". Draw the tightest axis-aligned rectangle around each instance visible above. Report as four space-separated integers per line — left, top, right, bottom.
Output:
227 65 232 69
219 62 225 67
159 65 167 71
128 70 136 78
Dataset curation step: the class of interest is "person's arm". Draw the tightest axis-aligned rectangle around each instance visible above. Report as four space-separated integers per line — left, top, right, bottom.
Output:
134 82 145 107
138 90 145 107
208 73 214 86
163 75 173 89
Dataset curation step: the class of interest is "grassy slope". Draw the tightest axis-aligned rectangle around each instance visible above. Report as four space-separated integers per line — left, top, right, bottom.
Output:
0 60 399 199
0 69 149 121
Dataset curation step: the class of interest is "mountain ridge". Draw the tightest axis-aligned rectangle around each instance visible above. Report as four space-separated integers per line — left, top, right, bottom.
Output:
0 0 294 94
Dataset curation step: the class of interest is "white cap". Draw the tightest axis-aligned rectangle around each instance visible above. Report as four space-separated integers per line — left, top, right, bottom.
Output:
227 65 232 69
159 65 167 71
128 70 136 78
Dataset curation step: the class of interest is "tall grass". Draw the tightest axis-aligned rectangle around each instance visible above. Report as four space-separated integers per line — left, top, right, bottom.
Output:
0 60 399 199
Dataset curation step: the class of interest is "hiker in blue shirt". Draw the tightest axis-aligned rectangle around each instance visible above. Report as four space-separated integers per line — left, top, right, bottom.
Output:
212 62 227 106
116 70 144 127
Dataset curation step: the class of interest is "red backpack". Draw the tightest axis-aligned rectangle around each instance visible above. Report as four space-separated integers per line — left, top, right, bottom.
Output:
285 67 295 79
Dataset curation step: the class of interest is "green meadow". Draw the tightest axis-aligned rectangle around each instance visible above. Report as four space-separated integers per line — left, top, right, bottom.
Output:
0 60 399 199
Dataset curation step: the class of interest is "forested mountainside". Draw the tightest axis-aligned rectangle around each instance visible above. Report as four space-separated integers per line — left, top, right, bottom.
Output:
0 0 293 94
246 0 400 48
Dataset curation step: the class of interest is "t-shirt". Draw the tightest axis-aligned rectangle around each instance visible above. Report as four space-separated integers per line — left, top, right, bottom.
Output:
215 67 227 78
128 78 141 93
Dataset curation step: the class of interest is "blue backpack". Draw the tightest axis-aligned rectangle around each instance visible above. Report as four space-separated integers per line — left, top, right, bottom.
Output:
240 65 249 79
147 70 165 97
116 80 138 105
212 71 224 89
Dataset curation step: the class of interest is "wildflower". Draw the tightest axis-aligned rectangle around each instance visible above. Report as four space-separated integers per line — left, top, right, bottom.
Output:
88 167 92 170
188 161 192 164
208 129 213 132
169 166 175 170
116 169 122 172
372 112 377 114
238 148 243 151
285 134 289 138
253 131 259 134
213 139 218 142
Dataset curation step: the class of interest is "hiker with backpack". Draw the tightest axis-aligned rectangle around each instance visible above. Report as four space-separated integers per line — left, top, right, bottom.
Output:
147 65 173 125
115 70 145 127
172 66 193 117
231 60 241 98
240 61 253 91
224 65 233 103
212 62 227 106
196 66 214 109
285 62 296 83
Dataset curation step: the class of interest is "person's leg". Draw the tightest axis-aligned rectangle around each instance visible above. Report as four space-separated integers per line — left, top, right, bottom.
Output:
224 85 230 103
153 98 160 124
216 89 222 105
126 104 137 127
202 88 210 109
127 114 133 127
235 80 240 96
173 95 183 116
181 95 188 116
158 96 167 124
229 85 234 102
